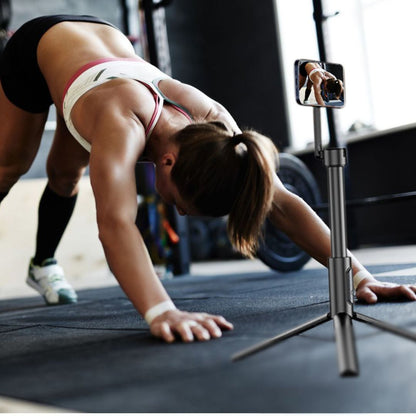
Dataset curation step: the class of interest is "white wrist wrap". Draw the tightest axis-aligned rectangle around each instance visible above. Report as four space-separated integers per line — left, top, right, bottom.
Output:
353 270 372 290
144 300 176 325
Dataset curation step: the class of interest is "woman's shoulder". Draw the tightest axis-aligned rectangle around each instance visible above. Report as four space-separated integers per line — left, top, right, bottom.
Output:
157 78 214 120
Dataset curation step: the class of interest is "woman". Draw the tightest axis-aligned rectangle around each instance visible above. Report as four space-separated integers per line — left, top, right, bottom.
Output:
0 15 415 343
298 61 344 106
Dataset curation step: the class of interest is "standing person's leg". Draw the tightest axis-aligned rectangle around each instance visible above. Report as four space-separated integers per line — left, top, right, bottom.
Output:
27 115 90 305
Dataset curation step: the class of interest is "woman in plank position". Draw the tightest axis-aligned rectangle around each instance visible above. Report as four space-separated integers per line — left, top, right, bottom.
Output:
0 15 415 343
298 61 344 106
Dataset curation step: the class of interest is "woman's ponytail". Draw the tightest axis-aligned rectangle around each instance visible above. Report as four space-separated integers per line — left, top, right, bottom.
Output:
227 129 278 257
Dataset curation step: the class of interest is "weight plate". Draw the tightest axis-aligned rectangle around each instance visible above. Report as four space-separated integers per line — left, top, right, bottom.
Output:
257 153 321 272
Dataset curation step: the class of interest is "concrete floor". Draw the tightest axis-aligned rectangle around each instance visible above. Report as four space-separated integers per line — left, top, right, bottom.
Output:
1 178 415 412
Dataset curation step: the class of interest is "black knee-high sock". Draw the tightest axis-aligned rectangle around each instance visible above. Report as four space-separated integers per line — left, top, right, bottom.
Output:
33 184 78 265
0 191 9 204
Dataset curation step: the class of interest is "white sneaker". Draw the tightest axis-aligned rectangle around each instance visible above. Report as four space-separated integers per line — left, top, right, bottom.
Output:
26 258 78 305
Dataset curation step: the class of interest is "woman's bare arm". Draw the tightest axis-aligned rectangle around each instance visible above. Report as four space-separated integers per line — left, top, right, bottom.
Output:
269 174 416 303
89 105 171 314
83 98 232 342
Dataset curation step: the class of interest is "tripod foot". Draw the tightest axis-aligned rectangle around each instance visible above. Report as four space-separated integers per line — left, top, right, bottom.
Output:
232 313 330 361
354 312 416 342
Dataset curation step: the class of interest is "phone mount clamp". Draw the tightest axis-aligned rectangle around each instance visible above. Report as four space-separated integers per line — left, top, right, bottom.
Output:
232 105 416 377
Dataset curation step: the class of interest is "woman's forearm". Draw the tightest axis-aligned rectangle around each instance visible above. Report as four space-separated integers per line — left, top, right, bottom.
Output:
268 188 366 276
98 219 172 316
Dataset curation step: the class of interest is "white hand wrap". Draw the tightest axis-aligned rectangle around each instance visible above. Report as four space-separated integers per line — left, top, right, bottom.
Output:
353 270 372 290
144 300 176 325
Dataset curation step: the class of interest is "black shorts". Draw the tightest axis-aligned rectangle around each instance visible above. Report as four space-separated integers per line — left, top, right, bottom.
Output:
0 15 116 113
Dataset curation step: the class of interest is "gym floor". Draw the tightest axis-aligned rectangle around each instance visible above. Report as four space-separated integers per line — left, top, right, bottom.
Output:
1 179 416 413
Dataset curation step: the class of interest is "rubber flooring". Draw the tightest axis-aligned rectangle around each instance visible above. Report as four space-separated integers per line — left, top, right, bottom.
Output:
1 263 416 413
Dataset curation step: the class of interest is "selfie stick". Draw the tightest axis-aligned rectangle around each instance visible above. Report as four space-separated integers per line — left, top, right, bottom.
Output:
232 106 416 376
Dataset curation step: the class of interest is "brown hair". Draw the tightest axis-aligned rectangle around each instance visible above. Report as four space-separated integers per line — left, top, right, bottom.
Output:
326 78 343 99
171 122 278 257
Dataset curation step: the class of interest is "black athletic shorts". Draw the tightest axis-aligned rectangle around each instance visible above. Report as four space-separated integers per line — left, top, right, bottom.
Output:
0 15 116 113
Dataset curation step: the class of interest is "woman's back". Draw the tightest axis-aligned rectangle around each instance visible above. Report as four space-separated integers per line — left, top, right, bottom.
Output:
37 20 145 107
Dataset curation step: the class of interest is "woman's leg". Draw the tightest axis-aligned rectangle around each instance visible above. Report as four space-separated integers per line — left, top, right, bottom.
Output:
0 82 48 201
33 115 90 265
27 114 90 305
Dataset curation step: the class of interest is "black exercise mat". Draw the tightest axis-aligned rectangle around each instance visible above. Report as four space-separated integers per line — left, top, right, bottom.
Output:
1 263 416 412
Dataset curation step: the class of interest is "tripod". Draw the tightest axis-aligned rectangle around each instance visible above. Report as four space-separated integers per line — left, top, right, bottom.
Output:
232 107 416 376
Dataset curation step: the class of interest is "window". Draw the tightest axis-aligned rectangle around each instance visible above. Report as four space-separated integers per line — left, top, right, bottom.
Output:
276 0 416 151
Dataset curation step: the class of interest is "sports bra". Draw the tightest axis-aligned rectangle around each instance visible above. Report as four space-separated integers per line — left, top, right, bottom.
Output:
62 57 192 152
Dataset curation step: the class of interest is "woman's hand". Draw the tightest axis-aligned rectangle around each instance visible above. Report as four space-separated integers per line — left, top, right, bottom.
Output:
356 278 416 304
149 309 234 343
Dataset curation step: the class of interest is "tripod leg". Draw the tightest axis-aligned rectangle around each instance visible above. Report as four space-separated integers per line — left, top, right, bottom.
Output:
232 313 330 362
333 313 359 376
355 312 416 342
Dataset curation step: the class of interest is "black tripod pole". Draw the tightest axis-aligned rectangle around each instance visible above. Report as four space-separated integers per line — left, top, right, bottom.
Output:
315 107 359 375
324 153 358 375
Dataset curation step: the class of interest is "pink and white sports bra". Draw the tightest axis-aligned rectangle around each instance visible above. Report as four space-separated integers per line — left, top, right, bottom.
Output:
62 57 192 152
